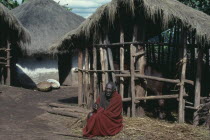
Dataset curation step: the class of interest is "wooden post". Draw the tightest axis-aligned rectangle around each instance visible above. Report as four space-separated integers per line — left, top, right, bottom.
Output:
130 24 138 117
5 41 11 86
103 37 109 85
176 25 180 64
191 30 196 77
172 25 177 73
193 47 203 125
120 25 124 99
131 46 136 116
93 45 98 102
158 35 161 64
178 28 187 123
161 36 164 64
168 29 172 70
205 48 209 97
105 33 116 83
99 38 106 91
78 48 83 106
85 47 90 107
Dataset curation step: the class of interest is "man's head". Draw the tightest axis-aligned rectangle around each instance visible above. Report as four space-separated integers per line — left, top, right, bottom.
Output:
105 82 116 98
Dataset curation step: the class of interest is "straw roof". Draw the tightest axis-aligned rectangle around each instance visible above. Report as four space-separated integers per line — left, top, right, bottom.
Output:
12 0 84 56
50 0 210 54
0 3 30 50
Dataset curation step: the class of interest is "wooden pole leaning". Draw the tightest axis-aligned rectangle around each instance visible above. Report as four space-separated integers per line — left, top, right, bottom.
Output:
78 48 83 106
105 32 116 83
135 20 146 117
178 28 187 123
130 24 138 117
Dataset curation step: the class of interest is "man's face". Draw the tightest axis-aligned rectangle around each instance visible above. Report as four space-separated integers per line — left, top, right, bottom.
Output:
105 84 113 97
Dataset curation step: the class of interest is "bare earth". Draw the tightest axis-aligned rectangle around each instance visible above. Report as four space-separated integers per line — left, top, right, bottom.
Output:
0 85 79 140
0 85 210 140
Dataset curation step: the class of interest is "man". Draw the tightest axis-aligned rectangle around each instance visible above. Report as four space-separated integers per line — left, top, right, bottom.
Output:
83 82 123 138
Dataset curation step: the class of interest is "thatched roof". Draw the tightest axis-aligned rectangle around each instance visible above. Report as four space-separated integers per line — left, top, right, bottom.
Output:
12 0 84 56
50 0 210 54
0 3 30 50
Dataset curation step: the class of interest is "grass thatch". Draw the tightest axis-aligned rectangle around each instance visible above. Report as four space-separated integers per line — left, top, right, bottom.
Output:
0 3 30 50
12 0 84 56
50 0 210 54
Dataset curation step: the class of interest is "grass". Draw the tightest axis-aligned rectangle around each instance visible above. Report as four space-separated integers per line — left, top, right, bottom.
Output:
69 116 210 140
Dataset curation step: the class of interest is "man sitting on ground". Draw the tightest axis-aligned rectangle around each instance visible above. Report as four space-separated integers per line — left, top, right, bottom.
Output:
83 82 123 138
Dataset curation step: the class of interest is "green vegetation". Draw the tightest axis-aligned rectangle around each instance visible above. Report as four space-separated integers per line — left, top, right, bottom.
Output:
62 5 73 11
0 0 19 9
178 0 210 15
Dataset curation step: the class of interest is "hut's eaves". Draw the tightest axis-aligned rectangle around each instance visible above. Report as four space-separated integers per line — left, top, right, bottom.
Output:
50 0 210 54
12 0 85 56
0 3 31 49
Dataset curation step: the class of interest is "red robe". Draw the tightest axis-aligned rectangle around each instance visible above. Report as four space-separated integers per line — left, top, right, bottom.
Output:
83 91 123 138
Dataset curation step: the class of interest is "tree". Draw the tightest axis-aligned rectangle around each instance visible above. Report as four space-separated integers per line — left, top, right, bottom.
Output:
178 0 210 15
62 5 73 11
21 0 28 3
57 2 72 11
0 0 19 9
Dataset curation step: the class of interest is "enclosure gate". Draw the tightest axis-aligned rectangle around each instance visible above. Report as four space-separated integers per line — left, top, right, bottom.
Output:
77 25 203 124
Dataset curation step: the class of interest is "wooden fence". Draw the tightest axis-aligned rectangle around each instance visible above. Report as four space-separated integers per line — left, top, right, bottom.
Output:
76 25 206 125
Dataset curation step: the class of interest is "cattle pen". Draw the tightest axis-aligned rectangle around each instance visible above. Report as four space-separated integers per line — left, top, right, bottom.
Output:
50 0 210 125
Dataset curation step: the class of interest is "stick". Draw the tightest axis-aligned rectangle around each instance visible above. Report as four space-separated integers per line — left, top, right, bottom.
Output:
69 118 82 128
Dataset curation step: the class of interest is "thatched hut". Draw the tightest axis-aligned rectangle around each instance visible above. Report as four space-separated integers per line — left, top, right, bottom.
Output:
11 0 84 88
50 0 210 124
0 3 30 86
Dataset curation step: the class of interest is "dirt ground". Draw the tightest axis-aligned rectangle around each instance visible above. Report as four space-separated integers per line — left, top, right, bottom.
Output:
0 85 210 140
0 85 79 140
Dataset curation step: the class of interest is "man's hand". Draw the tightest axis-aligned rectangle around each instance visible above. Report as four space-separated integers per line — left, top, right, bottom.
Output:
93 103 99 111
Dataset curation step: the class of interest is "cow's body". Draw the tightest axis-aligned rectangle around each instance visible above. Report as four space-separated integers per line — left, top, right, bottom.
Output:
114 63 167 119
143 65 166 119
